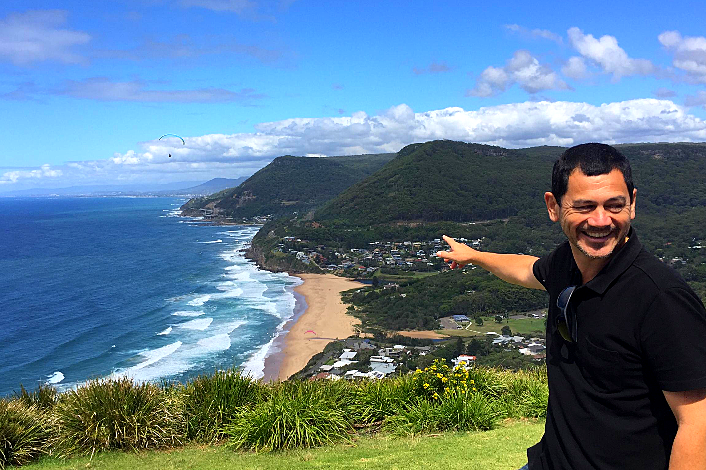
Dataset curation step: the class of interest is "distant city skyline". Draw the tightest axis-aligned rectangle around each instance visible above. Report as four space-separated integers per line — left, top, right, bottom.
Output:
1 0 705 191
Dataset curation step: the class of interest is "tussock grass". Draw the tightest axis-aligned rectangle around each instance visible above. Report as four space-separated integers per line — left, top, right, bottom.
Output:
12 385 59 412
0 399 53 469
1 366 549 464
181 368 266 442
224 380 353 451
52 377 183 456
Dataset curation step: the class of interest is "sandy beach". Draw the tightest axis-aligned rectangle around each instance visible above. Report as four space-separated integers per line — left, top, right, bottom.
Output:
265 273 364 381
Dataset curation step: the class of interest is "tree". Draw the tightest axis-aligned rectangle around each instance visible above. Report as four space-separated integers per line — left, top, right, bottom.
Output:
495 315 503 323
501 325 512 336
475 317 484 326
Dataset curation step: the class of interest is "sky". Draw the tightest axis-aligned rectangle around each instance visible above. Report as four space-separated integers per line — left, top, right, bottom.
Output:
1 0 706 191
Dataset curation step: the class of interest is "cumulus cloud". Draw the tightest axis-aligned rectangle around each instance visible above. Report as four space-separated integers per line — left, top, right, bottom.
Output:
413 61 452 75
562 56 588 80
567 27 655 80
5 99 705 190
504 24 563 44
0 10 90 66
469 50 569 97
658 30 706 83
59 77 265 103
0 164 62 184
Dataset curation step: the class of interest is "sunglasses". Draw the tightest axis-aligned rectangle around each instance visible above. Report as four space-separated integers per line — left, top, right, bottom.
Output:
556 286 577 342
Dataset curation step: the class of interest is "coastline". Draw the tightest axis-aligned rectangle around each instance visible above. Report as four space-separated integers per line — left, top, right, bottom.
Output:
262 273 364 381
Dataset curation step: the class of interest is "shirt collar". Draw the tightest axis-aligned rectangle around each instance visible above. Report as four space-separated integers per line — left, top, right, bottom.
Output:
582 227 642 295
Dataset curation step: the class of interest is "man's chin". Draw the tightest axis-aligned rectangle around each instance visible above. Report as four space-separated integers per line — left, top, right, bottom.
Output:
576 240 617 260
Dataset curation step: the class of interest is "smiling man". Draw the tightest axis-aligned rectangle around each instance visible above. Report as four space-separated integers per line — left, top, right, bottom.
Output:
437 143 706 470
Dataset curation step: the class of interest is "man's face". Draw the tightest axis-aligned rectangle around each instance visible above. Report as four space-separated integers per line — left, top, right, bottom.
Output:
546 168 637 262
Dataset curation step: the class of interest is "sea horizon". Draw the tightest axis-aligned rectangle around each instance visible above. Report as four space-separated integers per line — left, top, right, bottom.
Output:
0 196 301 397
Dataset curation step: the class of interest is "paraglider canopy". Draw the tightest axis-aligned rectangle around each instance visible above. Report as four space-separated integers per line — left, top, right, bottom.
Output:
159 134 185 145
304 330 317 335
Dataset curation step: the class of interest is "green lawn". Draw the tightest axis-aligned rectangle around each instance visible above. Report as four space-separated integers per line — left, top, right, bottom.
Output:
438 316 546 338
27 420 543 470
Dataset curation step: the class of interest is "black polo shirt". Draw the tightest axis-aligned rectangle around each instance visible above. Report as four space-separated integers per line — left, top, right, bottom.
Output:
528 229 706 470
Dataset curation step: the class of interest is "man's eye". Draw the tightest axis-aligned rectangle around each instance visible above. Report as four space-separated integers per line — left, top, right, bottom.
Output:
574 205 594 212
606 204 625 213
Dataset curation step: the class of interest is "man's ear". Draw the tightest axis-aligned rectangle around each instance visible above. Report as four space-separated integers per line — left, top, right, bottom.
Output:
545 192 560 222
630 188 637 220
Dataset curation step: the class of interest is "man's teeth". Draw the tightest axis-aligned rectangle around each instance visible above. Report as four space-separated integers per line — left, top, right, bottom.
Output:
585 230 611 238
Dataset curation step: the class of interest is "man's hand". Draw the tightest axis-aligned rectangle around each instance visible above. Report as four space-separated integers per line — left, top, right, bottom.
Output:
436 235 478 269
436 234 544 290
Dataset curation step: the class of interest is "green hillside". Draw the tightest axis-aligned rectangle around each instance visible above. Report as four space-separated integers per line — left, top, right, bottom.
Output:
181 153 394 219
315 141 564 224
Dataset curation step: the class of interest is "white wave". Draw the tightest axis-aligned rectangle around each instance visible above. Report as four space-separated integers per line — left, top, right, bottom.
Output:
46 371 64 384
178 317 213 330
197 333 231 352
157 326 173 335
240 336 276 380
188 295 211 306
172 310 205 317
198 239 223 244
124 341 182 372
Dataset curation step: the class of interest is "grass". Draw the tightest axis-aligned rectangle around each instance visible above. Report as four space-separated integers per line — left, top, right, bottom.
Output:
26 419 544 470
438 316 546 337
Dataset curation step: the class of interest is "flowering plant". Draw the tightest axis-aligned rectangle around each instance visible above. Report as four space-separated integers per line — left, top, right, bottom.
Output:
412 358 476 401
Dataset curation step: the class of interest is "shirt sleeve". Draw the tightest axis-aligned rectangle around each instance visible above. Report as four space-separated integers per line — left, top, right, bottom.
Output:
533 253 551 290
640 286 706 392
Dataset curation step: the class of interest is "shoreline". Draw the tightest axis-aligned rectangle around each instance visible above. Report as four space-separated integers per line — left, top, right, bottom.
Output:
262 273 364 381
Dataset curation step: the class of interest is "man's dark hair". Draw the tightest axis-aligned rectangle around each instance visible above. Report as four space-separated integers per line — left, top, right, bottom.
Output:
552 143 634 205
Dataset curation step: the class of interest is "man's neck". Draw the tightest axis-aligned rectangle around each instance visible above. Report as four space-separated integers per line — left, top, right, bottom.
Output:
571 236 629 285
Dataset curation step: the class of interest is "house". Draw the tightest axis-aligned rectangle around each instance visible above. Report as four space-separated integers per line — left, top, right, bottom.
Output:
370 362 396 376
339 350 357 360
452 355 476 367
370 355 394 363
319 364 334 372
452 315 470 322
332 359 357 369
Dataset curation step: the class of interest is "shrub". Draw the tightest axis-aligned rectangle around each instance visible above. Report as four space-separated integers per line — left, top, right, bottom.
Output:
385 391 501 435
225 380 352 451
412 358 476 401
499 368 549 419
351 375 416 425
182 369 266 442
0 399 53 468
53 377 183 456
13 384 59 411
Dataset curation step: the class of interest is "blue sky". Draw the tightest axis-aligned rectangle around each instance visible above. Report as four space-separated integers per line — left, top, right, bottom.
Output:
1 0 706 191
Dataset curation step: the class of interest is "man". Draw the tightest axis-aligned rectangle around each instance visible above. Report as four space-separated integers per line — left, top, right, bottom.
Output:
437 143 706 470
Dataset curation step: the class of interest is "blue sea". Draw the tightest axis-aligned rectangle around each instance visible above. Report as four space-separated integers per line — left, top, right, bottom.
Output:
0 197 302 397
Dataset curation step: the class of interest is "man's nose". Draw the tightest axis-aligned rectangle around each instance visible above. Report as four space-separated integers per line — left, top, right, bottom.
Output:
587 207 611 226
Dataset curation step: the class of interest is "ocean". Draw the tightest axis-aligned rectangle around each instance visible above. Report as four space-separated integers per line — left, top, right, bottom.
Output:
0 197 302 397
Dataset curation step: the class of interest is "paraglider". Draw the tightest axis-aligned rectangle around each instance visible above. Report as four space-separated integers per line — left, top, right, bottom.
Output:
159 134 185 157
304 330 317 335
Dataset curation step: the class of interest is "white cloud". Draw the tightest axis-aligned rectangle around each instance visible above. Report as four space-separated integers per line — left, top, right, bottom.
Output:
504 24 563 44
59 78 265 103
562 56 588 80
0 10 90 66
568 27 654 80
3 100 704 189
0 164 62 184
469 50 568 97
658 30 706 83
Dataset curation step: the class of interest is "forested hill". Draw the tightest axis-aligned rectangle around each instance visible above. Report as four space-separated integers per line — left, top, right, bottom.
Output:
314 141 564 224
180 153 395 219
